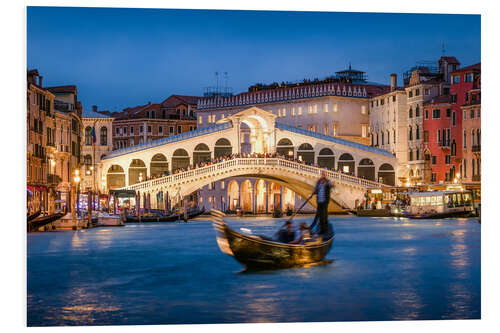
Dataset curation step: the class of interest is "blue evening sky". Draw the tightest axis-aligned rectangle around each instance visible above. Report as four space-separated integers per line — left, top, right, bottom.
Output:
27 7 480 112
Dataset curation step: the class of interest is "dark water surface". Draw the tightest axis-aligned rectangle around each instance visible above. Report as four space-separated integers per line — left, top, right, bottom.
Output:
27 216 480 326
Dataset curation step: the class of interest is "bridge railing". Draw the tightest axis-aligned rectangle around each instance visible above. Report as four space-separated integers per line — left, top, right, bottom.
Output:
121 157 390 191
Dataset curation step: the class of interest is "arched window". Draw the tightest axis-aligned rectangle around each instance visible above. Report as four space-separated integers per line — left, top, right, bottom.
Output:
416 149 420 160
84 126 92 146
471 129 475 146
381 132 385 145
409 126 413 141
463 130 467 148
415 105 420 117
100 127 107 146
409 149 413 161
451 140 456 156
409 107 413 118
393 129 396 143
416 125 420 140
477 129 480 146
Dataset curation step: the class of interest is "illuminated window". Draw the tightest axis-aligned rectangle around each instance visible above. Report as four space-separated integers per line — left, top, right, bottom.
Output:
361 105 367 114
308 105 313 114
291 107 296 116
333 104 338 112
313 104 318 113
298 106 303 115
324 124 328 135
282 108 286 117
198 116 203 124
324 104 328 113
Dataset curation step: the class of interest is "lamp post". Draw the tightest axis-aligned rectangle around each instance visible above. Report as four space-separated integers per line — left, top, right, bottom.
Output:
72 169 81 230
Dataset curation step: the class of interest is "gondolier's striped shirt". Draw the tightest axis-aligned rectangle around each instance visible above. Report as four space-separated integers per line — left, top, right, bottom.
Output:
315 180 331 204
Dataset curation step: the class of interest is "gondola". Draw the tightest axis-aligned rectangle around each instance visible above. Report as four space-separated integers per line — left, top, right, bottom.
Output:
125 207 205 223
210 210 335 269
353 208 392 217
28 212 65 232
27 210 41 222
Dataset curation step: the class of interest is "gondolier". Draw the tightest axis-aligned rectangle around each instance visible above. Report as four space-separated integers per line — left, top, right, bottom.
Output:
309 171 333 235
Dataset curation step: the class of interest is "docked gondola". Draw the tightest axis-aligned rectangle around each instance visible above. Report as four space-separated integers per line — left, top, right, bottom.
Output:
210 210 334 269
28 212 65 232
27 210 41 222
125 207 205 223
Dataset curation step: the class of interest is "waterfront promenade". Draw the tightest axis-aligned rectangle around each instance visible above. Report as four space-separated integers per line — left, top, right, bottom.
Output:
27 216 480 326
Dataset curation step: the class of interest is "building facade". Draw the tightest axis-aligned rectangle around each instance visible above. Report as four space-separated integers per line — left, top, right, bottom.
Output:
194 67 391 212
81 107 114 193
111 95 198 150
46 85 83 209
401 57 457 185
27 70 55 213
459 72 481 183
369 74 408 185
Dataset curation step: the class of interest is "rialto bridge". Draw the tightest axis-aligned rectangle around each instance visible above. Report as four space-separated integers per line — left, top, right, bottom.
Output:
100 107 398 211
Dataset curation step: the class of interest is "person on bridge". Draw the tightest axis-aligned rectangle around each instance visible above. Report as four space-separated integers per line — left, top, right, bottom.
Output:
309 170 333 235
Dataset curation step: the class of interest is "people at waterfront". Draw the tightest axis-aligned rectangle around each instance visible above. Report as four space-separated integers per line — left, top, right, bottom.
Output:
309 171 333 235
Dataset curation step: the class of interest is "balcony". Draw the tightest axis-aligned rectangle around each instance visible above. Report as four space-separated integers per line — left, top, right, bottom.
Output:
472 145 481 153
438 142 450 150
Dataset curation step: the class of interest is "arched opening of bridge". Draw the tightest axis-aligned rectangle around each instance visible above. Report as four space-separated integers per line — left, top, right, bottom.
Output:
297 143 314 165
129 159 147 185
227 180 239 210
172 148 189 172
240 114 271 154
106 165 125 190
317 148 335 169
269 182 281 211
241 180 253 213
282 187 295 211
357 158 375 181
338 153 355 175
277 138 294 158
193 143 211 165
255 179 267 213
150 154 169 178
214 138 232 158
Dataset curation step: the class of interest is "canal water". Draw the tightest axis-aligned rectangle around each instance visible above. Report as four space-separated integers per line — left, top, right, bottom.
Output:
27 216 480 326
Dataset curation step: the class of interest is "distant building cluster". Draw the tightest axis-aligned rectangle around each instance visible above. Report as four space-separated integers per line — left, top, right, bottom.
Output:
27 55 481 213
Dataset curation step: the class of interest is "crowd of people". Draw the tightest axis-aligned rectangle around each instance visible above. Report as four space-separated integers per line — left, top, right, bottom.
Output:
136 152 356 183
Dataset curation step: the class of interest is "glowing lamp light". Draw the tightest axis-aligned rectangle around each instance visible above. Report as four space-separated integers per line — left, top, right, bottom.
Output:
74 176 81 183
288 150 293 156
75 169 79 176
343 166 349 173
90 166 94 171
86 170 91 175
50 159 56 167
456 173 461 178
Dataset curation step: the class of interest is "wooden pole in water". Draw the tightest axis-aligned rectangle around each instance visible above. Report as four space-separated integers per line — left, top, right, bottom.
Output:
88 190 92 228
184 195 188 222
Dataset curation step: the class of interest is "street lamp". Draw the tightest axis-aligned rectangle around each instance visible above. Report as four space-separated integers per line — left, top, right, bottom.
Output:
72 169 81 229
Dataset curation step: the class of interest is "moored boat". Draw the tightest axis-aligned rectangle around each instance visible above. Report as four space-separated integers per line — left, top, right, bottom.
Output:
210 210 334 269
125 207 205 223
397 190 474 219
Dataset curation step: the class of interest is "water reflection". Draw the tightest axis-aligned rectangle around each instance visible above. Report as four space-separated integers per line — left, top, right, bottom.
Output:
27 217 480 325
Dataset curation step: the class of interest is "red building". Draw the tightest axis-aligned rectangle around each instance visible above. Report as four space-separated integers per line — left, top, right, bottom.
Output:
450 63 481 182
421 62 480 184
422 95 454 183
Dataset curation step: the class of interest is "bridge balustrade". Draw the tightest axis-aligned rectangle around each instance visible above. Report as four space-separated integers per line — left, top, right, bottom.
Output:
121 157 390 192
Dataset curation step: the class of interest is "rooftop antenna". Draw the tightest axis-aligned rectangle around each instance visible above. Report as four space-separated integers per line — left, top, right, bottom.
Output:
224 72 228 96
349 61 352 70
215 72 219 94
441 42 446 56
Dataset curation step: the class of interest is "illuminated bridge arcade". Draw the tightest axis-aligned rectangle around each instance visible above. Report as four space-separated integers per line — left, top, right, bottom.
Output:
101 107 397 211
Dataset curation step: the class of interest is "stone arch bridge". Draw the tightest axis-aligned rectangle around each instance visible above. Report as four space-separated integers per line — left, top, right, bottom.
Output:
101 107 397 211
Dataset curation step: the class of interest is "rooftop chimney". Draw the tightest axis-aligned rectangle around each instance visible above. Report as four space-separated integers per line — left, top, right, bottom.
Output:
39 76 43 88
92 105 98 112
390 74 397 91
